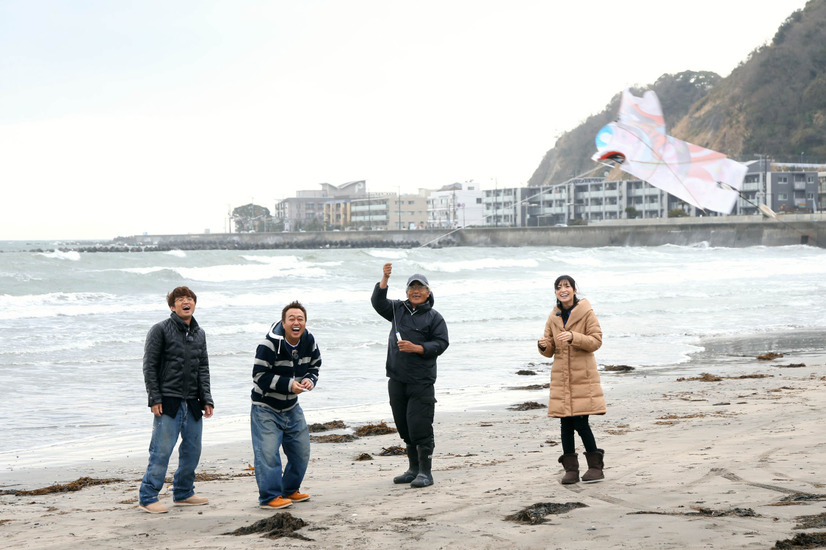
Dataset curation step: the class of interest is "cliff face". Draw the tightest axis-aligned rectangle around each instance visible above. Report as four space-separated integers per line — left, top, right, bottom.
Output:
529 0 826 187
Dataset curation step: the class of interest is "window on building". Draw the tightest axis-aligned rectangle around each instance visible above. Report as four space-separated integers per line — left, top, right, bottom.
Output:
778 176 788 183
778 193 788 200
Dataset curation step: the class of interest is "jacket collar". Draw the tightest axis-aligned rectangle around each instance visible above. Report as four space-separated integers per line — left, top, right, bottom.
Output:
554 298 591 325
170 311 198 332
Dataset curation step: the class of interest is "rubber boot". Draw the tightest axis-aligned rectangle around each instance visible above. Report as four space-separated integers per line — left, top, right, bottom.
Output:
581 449 605 483
558 453 580 484
393 445 419 484
410 446 433 488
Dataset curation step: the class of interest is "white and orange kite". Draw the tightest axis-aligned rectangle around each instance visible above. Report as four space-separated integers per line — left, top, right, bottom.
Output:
592 89 747 214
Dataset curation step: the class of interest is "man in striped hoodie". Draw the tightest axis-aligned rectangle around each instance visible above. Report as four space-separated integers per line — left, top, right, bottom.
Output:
250 301 321 509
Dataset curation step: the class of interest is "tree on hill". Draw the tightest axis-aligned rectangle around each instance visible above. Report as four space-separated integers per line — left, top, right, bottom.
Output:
232 204 282 233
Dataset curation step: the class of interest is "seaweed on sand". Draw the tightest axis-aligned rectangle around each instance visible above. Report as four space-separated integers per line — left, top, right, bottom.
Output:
223 512 312 540
354 421 397 437
308 420 347 433
508 401 545 411
505 502 588 524
0 476 123 496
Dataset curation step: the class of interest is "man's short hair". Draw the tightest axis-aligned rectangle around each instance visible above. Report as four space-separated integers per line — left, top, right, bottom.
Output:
167 286 197 307
282 300 307 322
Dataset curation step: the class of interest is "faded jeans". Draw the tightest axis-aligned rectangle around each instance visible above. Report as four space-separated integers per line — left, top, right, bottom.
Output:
250 403 310 505
139 404 202 505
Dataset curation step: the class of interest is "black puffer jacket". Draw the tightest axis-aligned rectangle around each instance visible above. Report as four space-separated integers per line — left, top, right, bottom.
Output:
371 283 449 384
143 312 213 408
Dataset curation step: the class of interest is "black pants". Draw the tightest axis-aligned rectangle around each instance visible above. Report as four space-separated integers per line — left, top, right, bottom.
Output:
560 415 598 455
388 379 436 448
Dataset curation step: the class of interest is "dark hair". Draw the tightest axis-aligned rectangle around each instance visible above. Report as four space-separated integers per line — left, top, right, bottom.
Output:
554 275 579 309
282 301 307 322
167 286 197 307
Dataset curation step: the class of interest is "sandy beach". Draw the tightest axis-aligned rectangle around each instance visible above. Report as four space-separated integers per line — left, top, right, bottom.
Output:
2 349 825 550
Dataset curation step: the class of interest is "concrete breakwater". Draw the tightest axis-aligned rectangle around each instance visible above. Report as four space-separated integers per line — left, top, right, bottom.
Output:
115 216 825 250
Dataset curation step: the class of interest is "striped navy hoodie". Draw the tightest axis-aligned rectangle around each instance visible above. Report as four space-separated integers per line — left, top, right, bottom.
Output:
251 321 321 412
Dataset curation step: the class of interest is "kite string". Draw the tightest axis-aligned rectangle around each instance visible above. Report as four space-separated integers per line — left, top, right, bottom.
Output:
610 122 706 212
417 164 607 248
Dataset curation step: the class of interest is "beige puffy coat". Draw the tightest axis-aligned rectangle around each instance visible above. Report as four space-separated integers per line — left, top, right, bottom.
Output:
538 298 606 418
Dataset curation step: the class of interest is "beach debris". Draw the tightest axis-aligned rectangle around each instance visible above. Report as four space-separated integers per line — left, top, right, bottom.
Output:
508 401 545 411
310 433 357 443
509 383 550 390
774 493 826 505
0 476 123 496
758 352 784 360
677 373 773 382
604 364 635 372
774 532 826 549
793 512 826 529
677 373 722 382
308 420 347 433
354 453 373 461
516 369 538 376
689 507 758 517
505 502 588 524
655 412 729 425
604 424 632 435
774 363 807 368
354 421 397 437
223 512 311 540
630 507 758 518
379 445 406 456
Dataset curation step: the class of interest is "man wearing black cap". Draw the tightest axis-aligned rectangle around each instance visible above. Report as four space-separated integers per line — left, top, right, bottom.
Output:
371 263 449 488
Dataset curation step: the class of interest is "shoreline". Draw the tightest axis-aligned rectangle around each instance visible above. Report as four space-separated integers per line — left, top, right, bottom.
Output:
2 347 824 549
3 333 823 488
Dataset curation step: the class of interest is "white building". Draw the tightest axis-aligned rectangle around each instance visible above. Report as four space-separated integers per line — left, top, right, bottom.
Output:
426 182 485 229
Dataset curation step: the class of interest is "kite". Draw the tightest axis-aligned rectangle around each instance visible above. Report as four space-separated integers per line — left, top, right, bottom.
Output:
592 89 747 214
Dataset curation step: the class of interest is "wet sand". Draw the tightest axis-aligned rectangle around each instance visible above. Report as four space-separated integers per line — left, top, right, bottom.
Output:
1 350 825 549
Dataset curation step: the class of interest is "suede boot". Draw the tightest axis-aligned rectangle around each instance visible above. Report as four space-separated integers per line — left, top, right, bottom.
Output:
582 449 605 483
558 453 580 484
410 446 433 488
393 445 419 484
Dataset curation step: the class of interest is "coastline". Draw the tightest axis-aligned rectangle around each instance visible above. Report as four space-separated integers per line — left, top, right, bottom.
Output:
2 344 824 549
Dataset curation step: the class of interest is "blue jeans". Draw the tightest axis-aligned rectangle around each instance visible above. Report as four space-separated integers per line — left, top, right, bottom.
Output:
139 405 203 506
250 403 310 506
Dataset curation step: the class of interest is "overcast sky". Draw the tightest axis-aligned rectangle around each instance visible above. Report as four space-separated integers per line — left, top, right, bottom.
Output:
0 0 809 240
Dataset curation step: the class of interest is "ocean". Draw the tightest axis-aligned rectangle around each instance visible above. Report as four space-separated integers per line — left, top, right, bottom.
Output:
1 241 825 472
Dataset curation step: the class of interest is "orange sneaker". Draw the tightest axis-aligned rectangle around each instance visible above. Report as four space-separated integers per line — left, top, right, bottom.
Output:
260 496 293 509
286 491 310 502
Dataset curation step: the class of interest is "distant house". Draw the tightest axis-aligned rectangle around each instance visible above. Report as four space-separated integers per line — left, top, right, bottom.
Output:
276 180 366 231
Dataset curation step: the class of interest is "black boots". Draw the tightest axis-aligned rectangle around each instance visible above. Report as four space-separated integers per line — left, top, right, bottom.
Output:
393 444 419 484
558 453 580 484
582 449 605 483
410 445 434 488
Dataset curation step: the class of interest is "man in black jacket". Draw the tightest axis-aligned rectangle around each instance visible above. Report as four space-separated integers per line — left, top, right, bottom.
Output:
371 263 449 488
138 286 214 514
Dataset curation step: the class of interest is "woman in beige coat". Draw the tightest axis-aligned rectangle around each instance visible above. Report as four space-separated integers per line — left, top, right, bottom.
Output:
538 275 606 484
